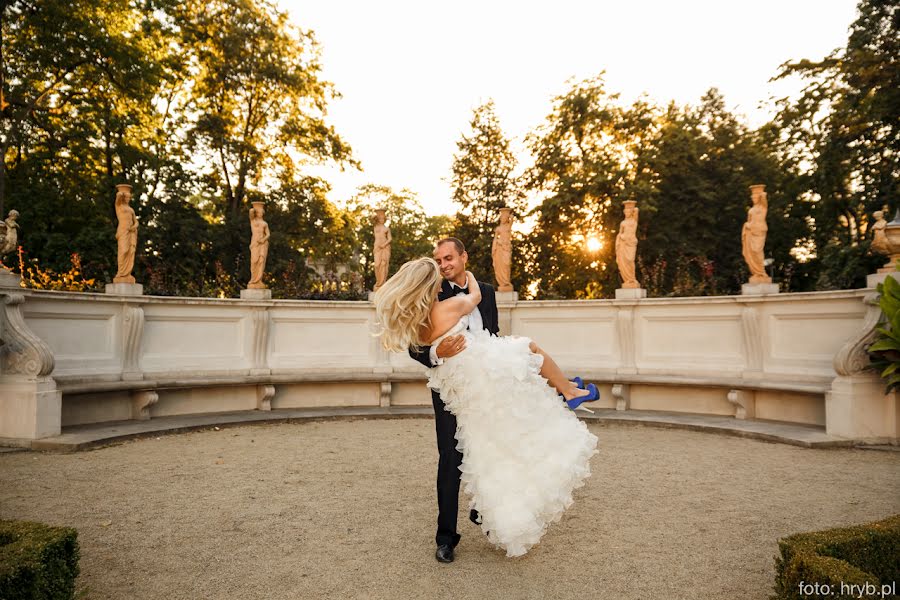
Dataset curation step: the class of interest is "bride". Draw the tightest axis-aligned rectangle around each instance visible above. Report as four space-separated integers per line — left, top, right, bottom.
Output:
373 257 599 557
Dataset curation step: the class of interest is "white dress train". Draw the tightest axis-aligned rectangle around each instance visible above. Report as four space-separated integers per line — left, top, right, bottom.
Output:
426 315 599 557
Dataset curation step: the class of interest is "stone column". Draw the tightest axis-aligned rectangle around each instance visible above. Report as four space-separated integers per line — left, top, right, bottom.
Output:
246 306 271 375
496 289 517 336
121 302 145 381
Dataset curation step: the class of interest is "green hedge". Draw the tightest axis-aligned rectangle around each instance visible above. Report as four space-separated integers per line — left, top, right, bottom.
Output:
773 514 900 599
0 520 79 600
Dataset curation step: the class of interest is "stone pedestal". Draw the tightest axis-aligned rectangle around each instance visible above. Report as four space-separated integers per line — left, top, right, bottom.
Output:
615 288 646 300
0 270 22 288
0 282 59 442
0 377 61 441
240 288 272 300
826 373 899 441
727 389 756 420
866 269 900 288
106 282 144 296
496 291 517 337
612 383 631 411
741 283 780 295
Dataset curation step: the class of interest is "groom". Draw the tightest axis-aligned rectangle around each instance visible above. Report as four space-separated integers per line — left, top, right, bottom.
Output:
408 237 499 564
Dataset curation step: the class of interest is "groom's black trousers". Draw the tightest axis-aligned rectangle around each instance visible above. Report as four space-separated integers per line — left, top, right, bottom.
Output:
431 387 464 548
408 279 498 547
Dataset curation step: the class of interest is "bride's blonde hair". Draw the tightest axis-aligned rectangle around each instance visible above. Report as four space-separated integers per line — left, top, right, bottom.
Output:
373 257 442 352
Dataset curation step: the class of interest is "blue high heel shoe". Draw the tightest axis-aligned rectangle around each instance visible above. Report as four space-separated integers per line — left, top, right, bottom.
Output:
566 383 599 411
559 377 586 400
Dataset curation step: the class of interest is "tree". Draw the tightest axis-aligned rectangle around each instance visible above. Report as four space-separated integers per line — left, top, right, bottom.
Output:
449 100 526 285
181 0 356 223
525 75 656 298
640 90 809 296
2 0 359 296
1 0 188 282
772 0 898 289
0 0 162 215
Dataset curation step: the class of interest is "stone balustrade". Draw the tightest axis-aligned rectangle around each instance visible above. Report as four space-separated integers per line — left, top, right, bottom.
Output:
1 286 897 445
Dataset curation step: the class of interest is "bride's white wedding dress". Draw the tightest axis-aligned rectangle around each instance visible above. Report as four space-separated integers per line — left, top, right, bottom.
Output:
426 314 599 557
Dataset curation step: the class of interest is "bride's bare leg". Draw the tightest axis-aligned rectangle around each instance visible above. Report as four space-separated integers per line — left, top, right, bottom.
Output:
529 341 589 401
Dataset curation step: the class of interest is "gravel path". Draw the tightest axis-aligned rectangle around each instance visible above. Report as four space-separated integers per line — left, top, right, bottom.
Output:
1 419 898 600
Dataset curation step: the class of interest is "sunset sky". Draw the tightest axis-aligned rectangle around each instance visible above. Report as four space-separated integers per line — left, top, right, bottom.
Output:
284 0 859 216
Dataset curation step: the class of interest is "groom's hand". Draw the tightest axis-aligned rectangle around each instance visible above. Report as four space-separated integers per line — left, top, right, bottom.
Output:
435 335 466 359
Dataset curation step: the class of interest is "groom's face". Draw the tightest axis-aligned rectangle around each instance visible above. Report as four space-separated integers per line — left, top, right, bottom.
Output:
433 242 467 285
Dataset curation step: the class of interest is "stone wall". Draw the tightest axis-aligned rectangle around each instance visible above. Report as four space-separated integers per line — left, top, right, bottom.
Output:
1 287 897 444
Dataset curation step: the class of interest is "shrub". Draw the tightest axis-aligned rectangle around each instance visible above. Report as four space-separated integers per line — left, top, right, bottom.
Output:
4 248 99 293
868 273 900 393
773 514 900 599
0 520 80 600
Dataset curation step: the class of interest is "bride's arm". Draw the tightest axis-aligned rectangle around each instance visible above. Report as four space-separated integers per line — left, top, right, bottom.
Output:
466 271 482 305
432 272 482 326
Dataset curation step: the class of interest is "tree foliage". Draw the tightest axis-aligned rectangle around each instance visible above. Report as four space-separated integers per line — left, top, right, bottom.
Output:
449 100 527 286
2 0 894 299
1 0 356 297
637 91 811 296
525 76 662 298
772 0 898 289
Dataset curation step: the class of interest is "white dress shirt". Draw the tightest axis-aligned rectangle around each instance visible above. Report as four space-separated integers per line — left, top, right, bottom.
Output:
429 281 483 366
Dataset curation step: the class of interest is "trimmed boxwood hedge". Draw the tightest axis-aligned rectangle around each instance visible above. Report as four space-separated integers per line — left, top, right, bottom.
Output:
0 520 79 600
773 514 900 599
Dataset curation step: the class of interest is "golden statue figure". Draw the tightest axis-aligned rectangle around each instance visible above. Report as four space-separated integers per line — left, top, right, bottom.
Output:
373 208 391 291
742 185 771 284
492 208 513 292
871 209 891 256
113 184 138 284
0 209 20 257
615 200 640 288
248 201 270 289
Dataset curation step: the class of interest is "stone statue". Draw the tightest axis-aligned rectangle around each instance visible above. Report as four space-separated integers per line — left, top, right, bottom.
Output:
247 201 270 289
113 184 139 284
871 209 891 255
0 209 20 257
615 200 640 288
492 207 513 292
742 185 771 284
372 208 391 291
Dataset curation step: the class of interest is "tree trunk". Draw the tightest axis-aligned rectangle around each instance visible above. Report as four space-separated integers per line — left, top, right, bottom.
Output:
0 9 5 217
104 101 117 222
0 141 6 218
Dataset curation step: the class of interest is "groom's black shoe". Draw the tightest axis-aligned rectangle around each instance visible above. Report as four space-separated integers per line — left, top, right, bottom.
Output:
435 544 454 563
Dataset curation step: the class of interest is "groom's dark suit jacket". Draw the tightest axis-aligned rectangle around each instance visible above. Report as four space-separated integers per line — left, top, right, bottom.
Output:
408 277 499 548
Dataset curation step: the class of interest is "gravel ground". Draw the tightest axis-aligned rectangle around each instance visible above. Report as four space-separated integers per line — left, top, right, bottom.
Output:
1 419 898 600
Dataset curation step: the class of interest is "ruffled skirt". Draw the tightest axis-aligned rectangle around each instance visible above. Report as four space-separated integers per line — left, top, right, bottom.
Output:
427 329 599 557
